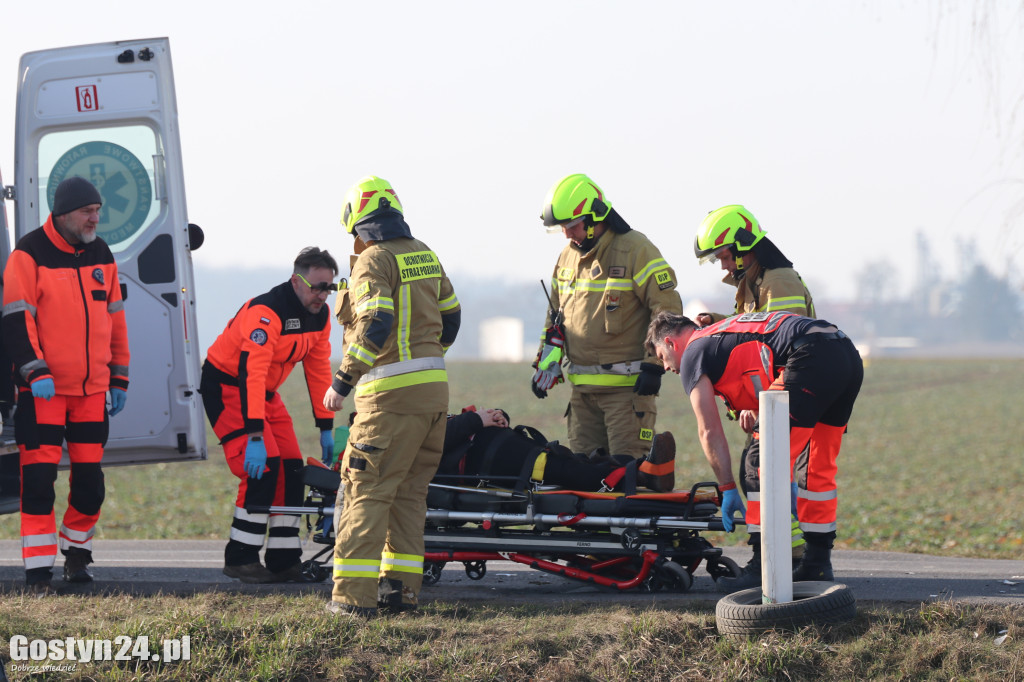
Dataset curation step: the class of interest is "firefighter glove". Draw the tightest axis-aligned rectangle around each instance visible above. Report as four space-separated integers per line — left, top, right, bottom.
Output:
531 364 563 398
31 377 55 401
244 437 268 479
108 388 127 417
633 363 665 396
721 488 746 533
320 430 335 465
791 481 799 518
536 343 563 372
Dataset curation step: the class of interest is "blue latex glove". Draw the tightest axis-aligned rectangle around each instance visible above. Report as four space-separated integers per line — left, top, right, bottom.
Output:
108 388 127 417
320 430 334 464
791 481 799 518
244 438 268 479
721 488 746 533
31 377 55 401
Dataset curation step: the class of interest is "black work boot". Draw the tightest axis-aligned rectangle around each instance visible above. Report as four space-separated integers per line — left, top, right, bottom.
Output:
792 532 835 582
377 577 416 614
720 536 761 589
62 547 94 583
637 431 675 493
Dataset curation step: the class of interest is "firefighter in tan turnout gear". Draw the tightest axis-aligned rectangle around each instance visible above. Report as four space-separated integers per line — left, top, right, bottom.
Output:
323 176 461 617
531 174 682 492
692 204 817 592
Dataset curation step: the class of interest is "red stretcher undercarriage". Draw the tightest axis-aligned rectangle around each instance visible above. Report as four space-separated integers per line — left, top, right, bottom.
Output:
274 461 744 593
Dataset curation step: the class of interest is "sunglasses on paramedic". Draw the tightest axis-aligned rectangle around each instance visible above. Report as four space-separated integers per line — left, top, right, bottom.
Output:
296 272 337 293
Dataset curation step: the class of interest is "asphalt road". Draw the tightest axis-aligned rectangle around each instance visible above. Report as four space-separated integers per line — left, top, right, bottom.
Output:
2 539 1021 607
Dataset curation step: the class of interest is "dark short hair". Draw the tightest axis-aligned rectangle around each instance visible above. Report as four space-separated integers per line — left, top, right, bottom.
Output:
294 247 339 276
644 311 696 355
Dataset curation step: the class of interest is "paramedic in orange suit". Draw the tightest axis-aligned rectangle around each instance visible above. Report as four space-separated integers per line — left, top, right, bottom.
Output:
2 176 130 595
646 310 862 592
200 247 337 584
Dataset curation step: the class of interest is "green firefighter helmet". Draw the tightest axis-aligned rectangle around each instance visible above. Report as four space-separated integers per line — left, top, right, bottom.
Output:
540 173 612 234
341 176 404 234
693 204 767 264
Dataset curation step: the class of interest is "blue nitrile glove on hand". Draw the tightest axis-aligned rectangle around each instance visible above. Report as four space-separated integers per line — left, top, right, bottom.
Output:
633 362 665 396
108 388 127 417
320 430 334 465
31 377 55 400
791 481 799 518
244 437 268 479
721 488 746 532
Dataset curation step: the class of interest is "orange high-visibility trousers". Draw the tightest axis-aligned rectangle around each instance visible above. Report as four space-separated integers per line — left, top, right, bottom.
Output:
18 391 107 578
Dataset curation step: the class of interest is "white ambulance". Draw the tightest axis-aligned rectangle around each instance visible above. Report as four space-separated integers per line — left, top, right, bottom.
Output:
0 38 207 514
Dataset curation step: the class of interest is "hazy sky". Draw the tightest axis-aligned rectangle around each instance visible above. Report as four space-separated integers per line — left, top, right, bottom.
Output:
1 0 1022 304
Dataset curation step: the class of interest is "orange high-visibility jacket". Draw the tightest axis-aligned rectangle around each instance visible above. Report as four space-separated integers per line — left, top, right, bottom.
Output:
205 281 334 434
2 216 129 396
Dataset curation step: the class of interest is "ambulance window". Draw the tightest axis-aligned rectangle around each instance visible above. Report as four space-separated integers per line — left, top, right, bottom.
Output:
37 125 162 254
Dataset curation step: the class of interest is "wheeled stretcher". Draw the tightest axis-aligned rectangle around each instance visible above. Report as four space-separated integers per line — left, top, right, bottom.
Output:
271 460 743 592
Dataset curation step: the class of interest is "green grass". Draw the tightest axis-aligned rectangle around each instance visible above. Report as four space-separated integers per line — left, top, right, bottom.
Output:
2 358 1022 559
0 594 1021 681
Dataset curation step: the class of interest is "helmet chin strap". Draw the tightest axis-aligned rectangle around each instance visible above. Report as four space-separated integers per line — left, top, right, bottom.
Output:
732 250 747 280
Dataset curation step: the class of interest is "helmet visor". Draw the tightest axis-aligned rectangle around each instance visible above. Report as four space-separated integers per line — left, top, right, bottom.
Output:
698 246 730 265
546 217 584 235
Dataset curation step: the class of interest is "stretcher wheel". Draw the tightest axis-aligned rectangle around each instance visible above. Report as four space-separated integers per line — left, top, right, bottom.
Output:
300 559 329 583
464 560 487 580
423 561 445 586
642 560 693 593
715 582 856 637
706 556 742 582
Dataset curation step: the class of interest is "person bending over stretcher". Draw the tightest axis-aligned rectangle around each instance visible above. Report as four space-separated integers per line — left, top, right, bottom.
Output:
438 408 676 493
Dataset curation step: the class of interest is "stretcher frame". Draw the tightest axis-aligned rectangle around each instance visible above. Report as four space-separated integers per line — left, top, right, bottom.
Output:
265 462 743 592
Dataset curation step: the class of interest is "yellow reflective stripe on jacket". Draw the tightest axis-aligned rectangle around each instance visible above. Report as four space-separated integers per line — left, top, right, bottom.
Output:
567 373 638 387
633 257 670 286
397 283 411 361
553 276 573 297
347 343 377 366
381 552 423 575
605 278 632 292
333 557 381 578
575 279 606 292
762 295 807 313
355 369 448 397
438 291 459 312
355 296 394 315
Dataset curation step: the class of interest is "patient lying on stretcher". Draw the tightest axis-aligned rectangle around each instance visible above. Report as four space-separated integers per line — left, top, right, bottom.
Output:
437 408 676 493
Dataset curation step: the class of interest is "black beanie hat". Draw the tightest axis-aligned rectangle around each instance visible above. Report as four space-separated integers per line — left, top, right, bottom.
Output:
52 176 103 216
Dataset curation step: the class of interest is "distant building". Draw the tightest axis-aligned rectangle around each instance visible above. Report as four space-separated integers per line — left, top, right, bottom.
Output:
479 317 525 362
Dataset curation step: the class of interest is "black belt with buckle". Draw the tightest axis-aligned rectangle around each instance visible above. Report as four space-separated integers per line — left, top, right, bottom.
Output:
791 329 847 351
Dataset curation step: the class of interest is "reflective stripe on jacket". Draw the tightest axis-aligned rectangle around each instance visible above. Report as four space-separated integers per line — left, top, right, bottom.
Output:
540 229 681 390
709 261 815 323
336 237 460 413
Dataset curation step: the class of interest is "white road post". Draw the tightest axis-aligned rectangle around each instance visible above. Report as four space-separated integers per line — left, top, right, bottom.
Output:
759 390 793 604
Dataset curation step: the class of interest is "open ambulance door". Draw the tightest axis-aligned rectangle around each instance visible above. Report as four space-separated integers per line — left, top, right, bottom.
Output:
0 168 17 513
8 38 207 472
